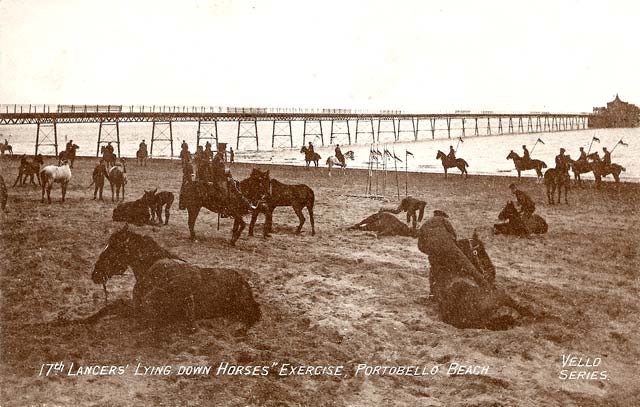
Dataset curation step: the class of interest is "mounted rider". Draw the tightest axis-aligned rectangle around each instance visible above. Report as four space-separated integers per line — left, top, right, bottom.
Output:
179 142 191 163
307 142 315 155
578 146 587 162
509 183 535 219
602 147 612 172
555 148 570 172
335 144 345 166
447 146 456 160
522 145 530 163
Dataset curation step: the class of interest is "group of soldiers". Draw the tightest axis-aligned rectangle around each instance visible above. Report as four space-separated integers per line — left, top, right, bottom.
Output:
514 143 614 172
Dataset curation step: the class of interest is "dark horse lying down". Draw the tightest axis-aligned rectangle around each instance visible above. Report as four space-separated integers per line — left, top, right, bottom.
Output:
418 225 534 330
87 225 261 330
494 201 548 236
348 212 416 237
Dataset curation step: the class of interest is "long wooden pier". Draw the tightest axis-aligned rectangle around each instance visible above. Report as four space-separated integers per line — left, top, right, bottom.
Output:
0 104 590 156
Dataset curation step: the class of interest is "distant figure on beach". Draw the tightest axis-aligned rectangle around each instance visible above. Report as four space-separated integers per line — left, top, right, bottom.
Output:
137 140 148 166
204 142 214 161
194 145 209 181
509 183 535 219
577 146 587 162
91 159 107 200
379 196 427 230
335 144 345 167
180 142 191 163
308 142 315 155
229 147 234 163
103 142 116 167
60 140 80 168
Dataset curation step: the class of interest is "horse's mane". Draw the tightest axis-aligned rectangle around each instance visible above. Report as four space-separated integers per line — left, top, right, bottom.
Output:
125 230 180 261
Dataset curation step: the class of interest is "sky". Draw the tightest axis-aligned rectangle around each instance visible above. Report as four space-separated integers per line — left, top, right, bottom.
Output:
1 0 639 113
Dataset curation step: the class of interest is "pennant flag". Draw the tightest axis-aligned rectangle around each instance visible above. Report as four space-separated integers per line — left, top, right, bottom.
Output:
593 136 600 143
393 153 403 162
384 148 393 158
406 150 414 157
537 138 545 144
458 137 464 143
618 139 628 146
375 148 383 157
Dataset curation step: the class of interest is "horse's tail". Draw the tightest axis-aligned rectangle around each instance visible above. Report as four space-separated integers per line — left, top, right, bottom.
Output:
620 165 626 172
462 159 469 168
326 157 332 166
541 161 547 169
306 186 315 209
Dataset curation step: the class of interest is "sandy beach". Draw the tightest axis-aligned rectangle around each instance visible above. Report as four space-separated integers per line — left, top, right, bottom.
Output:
1 156 639 406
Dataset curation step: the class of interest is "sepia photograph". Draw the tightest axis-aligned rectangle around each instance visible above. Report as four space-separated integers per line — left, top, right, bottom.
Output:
0 0 638 405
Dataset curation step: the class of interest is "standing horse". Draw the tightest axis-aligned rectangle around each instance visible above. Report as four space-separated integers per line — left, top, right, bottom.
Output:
300 146 321 168
39 160 72 204
493 201 548 235
88 225 261 330
242 169 315 237
587 152 625 185
58 144 79 168
326 150 354 176
435 150 469 178
568 159 594 187
506 151 547 181
544 167 570 205
106 160 127 202
178 169 269 245
13 154 43 187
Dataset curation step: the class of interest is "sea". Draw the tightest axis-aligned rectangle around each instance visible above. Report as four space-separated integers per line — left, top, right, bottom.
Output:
1 120 638 182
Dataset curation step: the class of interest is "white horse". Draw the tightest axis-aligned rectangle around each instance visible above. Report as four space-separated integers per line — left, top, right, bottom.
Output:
40 160 72 204
106 159 127 202
326 151 354 176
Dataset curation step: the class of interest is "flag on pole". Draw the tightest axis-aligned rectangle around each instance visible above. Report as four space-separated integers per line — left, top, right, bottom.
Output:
406 150 414 156
537 138 545 144
593 136 600 143
393 153 403 162
459 137 464 143
618 139 628 146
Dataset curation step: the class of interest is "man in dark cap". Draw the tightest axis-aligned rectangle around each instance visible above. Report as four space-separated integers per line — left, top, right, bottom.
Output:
522 145 530 162
447 145 456 160
555 147 569 172
509 183 535 219
335 144 345 167
417 210 489 301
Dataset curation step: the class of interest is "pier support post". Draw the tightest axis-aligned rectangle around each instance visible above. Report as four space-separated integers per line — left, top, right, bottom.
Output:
355 118 375 143
197 120 218 149
35 120 58 156
377 119 397 142
302 120 324 146
330 119 351 145
96 120 120 157
397 118 417 141
150 121 173 158
271 120 293 148
237 120 259 151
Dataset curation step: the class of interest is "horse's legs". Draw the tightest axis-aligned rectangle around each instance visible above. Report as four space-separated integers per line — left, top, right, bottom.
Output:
248 210 260 237
264 208 274 237
308 206 315 236
230 216 246 245
293 205 305 234
187 206 200 241
61 182 67 202
46 184 52 204
110 182 115 202
164 203 171 225
122 182 125 201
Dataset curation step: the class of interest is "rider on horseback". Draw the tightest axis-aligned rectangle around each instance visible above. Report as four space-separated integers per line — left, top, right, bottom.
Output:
335 144 345 166
522 145 530 163
602 147 612 173
578 146 587 162
448 146 456 160
555 148 569 172
509 183 535 219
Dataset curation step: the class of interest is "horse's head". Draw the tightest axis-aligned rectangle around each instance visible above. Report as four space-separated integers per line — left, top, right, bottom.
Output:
498 200 518 221
458 231 495 282
436 150 444 160
59 159 70 167
506 150 517 160
300 146 306 154
243 169 271 201
345 151 355 160
587 152 600 161
92 224 136 284
142 189 157 206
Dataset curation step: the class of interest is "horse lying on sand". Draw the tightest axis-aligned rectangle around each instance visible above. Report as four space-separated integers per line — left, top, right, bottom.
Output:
348 212 416 237
86 225 261 331
39 160 72 204
493 201 548 236
241 169 316 237
418 214 535 330
112 192 154 226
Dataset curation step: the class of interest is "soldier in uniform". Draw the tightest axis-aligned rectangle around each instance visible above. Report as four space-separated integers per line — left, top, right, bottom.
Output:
509 183 535 219
447 145 456 160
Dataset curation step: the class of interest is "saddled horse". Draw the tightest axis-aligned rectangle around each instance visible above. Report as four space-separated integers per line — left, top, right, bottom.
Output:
58 144 79 168
435 150 469 178
13 154 44 187
178 169 270 245
418 229 535 330
347 212 415 237
569 159 594 187
106 160 127 202
326 151 354 176
86 225 261 331
241 169 315 237
101 146 117 168
494 201 548 235
544 166 570 205
39 160 72 204
300 146 321 168
0 143 13 156
506 151 547 181
587 153 625 185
